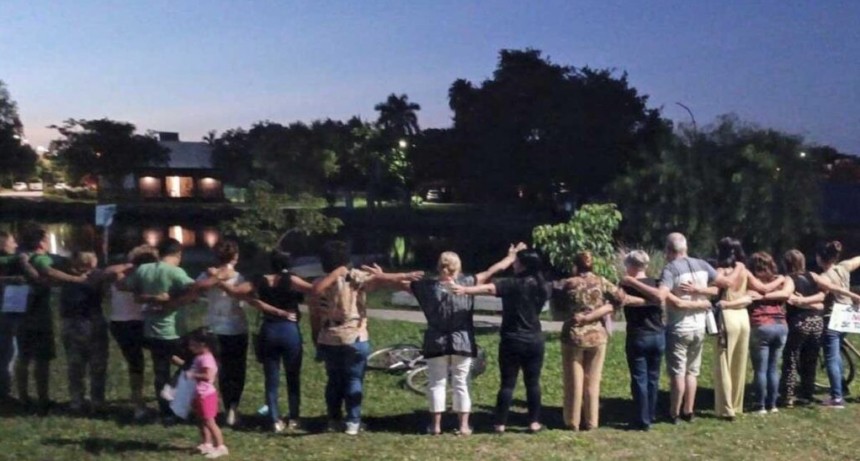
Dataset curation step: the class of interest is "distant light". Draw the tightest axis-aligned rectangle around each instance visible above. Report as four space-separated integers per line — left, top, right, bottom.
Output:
36 146 48 153
799 152 807 158
398 139 408 149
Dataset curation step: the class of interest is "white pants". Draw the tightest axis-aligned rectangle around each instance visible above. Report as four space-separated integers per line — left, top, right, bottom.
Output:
426 355 472 413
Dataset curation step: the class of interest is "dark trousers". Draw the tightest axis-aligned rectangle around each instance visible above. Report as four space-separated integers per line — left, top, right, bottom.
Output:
146 337 180 416
319 340 370 424
110 321 145 375
261 322 303 422
495 337 545 425
781 321 822 401
61 316 109 405
0 313 21 398
626 331 665 428
217 333 248 410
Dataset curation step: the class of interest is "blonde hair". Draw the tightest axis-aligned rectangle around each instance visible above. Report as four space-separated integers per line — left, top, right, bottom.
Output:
624 250 650 268
437 251 462 277
70 251 98 274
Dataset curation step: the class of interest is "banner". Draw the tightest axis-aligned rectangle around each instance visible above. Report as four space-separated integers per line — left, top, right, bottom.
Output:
1 285 30 313
828 303 860 334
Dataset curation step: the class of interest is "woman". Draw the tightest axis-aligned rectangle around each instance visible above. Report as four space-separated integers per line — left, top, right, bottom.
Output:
453 247 548 434
747 251 793 414
400 244 524 435
310 241 422 436
109 245 159 420
554 251 624 431
218 250 313 433
711 238 757 421
198 239 248 427
780 249 826 407
811 241 860 409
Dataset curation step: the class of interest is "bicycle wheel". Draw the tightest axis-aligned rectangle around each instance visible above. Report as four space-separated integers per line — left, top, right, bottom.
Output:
405 365 430 395
367 344 423 371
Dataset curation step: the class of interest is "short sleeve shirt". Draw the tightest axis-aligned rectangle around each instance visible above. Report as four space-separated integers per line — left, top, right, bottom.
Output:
198 272 247 335
192 352 218 397
494 276 546 342
660 257 717 333
127 262 195 339
315 268 370 346
24 253 55 331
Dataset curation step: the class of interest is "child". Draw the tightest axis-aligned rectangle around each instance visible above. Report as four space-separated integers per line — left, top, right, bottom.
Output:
187 328 228 459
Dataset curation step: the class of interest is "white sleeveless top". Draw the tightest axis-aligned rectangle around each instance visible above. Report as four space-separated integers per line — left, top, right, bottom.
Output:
198 272 248 335
110 284 144 322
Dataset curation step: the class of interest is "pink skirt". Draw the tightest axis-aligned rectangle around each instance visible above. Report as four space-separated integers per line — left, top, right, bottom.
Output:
194 392 219 420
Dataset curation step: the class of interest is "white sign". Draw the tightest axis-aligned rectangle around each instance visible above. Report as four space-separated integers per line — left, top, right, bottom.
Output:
828 303 860 334
95 204 117 227
1 285 30 313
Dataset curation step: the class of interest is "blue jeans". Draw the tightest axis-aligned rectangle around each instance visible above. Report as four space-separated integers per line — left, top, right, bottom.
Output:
0 314 21 398
626 331 665 427
823 328 845 401
750 324 788 409
319 340 370 424
261 321 303 422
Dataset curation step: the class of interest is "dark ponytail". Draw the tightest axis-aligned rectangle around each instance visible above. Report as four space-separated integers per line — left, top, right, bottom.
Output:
717 237 745 269
516 249 549 307
817 241 843 265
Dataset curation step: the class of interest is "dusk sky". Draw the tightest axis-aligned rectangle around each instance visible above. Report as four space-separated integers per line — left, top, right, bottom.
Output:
3 0 859 154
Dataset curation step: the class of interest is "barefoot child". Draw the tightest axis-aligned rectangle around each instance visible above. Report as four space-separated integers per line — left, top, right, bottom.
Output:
187 329 228 458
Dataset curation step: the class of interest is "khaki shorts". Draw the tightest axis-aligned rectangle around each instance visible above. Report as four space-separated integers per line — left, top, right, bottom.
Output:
666 329 705 377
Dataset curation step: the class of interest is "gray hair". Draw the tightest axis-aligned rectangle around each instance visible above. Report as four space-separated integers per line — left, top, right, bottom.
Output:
666 232 688 253
624 250 650 268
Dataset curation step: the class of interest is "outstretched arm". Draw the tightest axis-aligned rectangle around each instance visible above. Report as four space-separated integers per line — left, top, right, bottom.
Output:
475 242 527 285
810 272 860 304
359 264 424 292
453 283 496 297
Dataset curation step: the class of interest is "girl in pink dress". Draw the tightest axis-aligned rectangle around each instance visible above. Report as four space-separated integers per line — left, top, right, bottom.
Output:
188 329 228 458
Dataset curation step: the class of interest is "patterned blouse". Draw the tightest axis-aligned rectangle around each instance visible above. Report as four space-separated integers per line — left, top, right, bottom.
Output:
557 273 623 345
310 268 371 346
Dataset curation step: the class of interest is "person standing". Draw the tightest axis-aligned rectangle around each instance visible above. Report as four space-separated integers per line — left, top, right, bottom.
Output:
398 245 523 435
811 241 860 409
780 250 826 407
747 252 793 414
198 239 249 427
186 329 228 459
453 247 548 434
310 241 422 436
0 231 30 402
123 238 219 422
654 233 739 423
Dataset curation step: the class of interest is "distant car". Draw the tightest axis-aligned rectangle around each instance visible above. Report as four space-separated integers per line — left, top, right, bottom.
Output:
425 189 442 202
53 182 68 190
12 182 27 191
28 181 44 191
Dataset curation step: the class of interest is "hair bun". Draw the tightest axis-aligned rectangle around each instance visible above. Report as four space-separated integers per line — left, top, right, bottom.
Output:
832 241 843 252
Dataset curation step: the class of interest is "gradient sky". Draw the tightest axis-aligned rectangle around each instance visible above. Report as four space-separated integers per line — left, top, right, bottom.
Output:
2 0 859 154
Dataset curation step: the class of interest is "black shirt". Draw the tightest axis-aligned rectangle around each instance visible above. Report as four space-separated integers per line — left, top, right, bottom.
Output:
621 278 664 334
60 280 105 319
494 276 547 342
253 272 303 323
787 272 823 324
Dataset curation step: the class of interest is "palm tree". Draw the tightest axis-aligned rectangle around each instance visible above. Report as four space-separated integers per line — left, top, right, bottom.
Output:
374 94 421 138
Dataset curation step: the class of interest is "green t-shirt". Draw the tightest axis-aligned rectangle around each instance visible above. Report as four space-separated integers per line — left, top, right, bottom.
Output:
23 253 54 330
126 261 195 340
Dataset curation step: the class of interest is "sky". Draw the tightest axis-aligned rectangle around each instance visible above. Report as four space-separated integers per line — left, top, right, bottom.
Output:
2 0 859 154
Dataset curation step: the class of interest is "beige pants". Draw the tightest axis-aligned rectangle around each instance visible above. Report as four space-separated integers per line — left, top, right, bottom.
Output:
562 342 607 430
714 309 750 417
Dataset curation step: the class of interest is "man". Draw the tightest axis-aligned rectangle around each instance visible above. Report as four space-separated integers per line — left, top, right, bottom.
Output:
124 238 218 422
14 227 85 414
657 232 739 423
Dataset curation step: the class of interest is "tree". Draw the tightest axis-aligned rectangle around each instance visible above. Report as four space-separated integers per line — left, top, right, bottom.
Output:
448 49 667 202
50 118 169 190
611 115 825 255
374 93 421 138
0 80 37 186
220 180 342 252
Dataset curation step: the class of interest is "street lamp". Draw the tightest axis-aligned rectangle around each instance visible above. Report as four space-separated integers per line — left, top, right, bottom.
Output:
398 139 408 149
799 151 807 158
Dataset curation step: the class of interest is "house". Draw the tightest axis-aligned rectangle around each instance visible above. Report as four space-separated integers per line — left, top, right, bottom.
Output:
125 132 224 201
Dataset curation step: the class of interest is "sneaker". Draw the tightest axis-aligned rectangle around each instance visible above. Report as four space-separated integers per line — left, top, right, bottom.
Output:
273 420 286 433
768 407 780 414
754 408 767 415
821 398 845 409
286 419 300 430
344 421 361 436
205 445 229 459
197 443 214 454
225 408 238 427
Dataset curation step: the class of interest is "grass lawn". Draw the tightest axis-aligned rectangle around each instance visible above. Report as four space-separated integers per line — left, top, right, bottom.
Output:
1 299 859 461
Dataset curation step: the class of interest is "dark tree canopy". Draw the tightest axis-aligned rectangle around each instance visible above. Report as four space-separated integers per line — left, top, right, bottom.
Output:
0 81 40 185
448 48 668 202
50 119 169 188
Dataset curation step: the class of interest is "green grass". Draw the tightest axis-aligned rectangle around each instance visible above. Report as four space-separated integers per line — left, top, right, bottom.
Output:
2 298 860 460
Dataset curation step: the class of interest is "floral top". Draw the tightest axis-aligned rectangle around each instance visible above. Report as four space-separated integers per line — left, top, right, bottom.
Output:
556 273 622 345
311 268 370 346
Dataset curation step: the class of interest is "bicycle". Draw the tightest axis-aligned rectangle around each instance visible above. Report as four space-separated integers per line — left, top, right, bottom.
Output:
814 335 857 392
367 343 487 395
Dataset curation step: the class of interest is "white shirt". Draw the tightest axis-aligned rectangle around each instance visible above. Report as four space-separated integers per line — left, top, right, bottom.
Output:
198 272 248 335
110 284 144 321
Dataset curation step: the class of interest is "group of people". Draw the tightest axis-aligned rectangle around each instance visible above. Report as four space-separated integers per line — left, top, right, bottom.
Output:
1 226 859 454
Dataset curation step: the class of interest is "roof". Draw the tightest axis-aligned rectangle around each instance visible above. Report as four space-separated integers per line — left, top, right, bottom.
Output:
158 141 213 169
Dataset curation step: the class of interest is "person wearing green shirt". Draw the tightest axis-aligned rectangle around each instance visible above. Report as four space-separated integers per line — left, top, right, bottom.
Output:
0 231 31 401
14 227 86 415
124 238 219 420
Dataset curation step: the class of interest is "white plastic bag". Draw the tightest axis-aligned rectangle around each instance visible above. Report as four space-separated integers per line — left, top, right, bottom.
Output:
169 372 196 419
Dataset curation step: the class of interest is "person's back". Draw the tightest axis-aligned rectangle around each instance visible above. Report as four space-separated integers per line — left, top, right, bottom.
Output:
412 274 476 358
661 256 715 332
